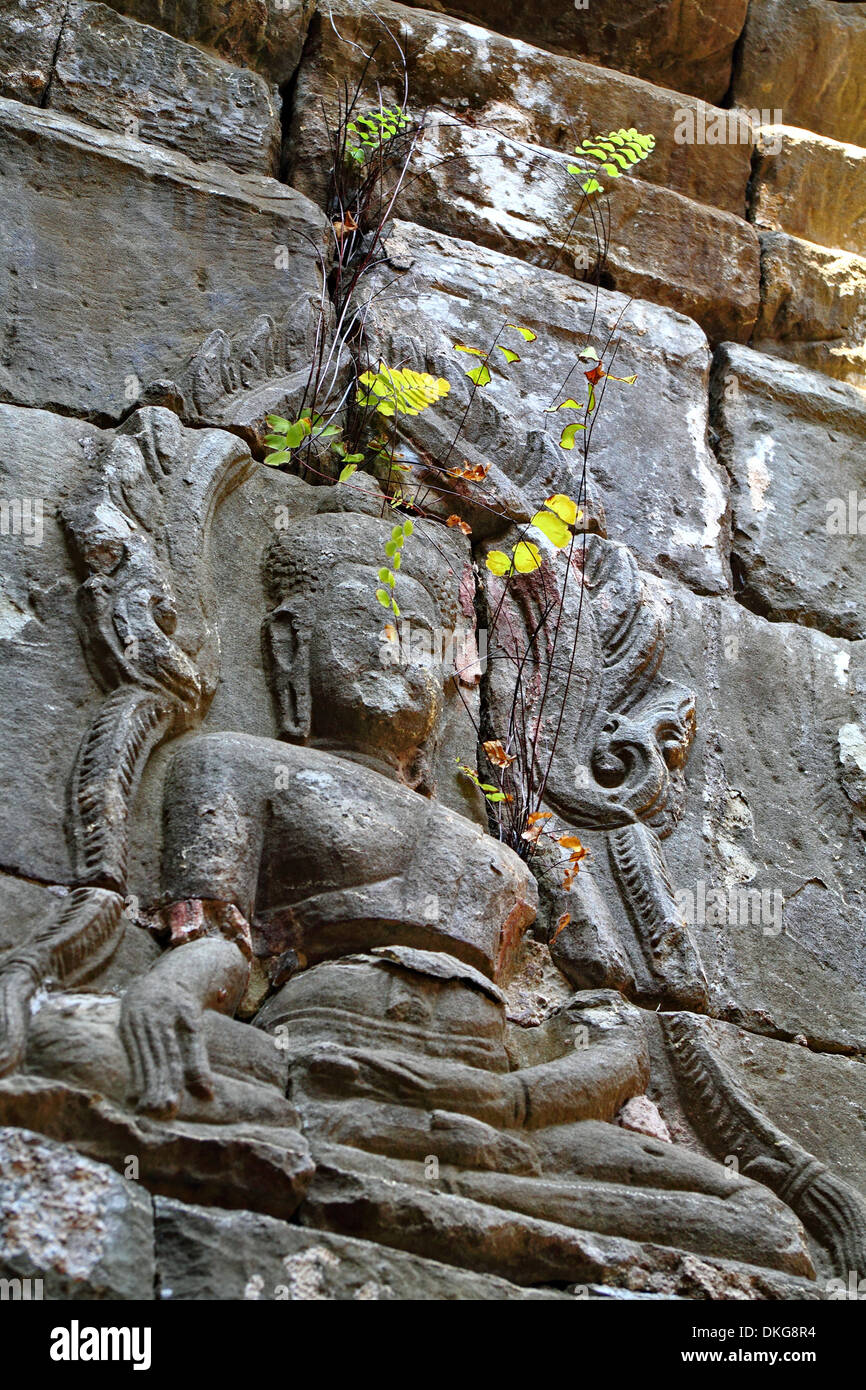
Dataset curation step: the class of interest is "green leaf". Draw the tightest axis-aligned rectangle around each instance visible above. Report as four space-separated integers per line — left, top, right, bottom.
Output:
392 552 402 569
600 162 621 178
266 415 292 432
580 177 603 196
378 567 395 587
264 449 292 465
392 525 405 544
264 432 288 448
402 518 414 536
579 346 599 362
391 598 400 617
344 452 365 462
496 346 521 364
338 463 357 482
506 324 537 342
384 540 397 557
375 588 391 607
485 550 513 576
466 363 492 387
531 509 570 547
486 792 507 803
559 422 586 450
587 383 596 413
543 398 583 413
285 422 307 448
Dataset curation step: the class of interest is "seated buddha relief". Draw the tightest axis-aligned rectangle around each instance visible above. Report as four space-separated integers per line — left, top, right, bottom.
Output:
0 420 829 1289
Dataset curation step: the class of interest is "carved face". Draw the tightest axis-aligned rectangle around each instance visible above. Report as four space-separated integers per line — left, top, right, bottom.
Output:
307 563 445 756
265 559 447 764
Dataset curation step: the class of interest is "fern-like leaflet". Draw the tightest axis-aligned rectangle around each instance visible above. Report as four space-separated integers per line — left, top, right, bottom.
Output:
345 105 410 166
568 127 655 196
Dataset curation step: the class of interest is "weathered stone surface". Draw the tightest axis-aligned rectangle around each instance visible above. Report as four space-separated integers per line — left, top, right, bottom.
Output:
294 110 759 343
299 1149 817 1297
652 577 866 1054
1 0 864 1302
672 1016 866 1207
0 0 66 104
711 343 866 640
732 0 866 148
0 99 329 421
400 0 750 106
0 402 270 886
0 1125 154 1298
752 232 866 391
289 0 752 217
154 1196 570 1298
0 1069 315 1220
101 0 314 84
750 126 866 258
49 2 281 175
361 219 730 595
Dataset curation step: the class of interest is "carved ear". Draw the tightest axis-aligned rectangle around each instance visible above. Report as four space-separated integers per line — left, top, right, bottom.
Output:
263 602 312 741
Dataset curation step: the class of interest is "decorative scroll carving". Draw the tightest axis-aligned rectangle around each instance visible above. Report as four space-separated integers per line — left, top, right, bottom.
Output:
70 688 174 892
482 532 705 1006
60 406 253 893
665 1013 866 1280
608 821 707 1010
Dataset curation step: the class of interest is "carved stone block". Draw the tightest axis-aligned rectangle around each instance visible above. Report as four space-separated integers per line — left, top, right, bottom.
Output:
50 2 282 175
0 1125 154 1299
711 344 866 639
359 219 729 596
0 99 329 420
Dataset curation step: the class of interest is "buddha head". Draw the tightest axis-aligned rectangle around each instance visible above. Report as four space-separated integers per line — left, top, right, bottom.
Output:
262 507 463 784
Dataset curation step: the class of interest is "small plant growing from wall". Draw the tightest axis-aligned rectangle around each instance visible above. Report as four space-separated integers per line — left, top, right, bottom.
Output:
261 16 656 884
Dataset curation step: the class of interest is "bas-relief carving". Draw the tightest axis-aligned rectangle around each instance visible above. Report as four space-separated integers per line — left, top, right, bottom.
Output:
143 307 339 453
0 404 862 1291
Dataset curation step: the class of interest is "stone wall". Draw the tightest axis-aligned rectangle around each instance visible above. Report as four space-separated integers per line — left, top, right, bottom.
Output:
0 0 864 1302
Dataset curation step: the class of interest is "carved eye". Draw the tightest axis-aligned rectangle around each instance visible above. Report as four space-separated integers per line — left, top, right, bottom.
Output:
591 748 628 788
658 727 685 770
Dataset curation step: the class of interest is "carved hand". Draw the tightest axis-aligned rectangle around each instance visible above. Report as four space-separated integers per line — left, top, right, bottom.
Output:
0 961 37 1077
119 934 249 1118
305 1043 524 1128
120 974 214 1119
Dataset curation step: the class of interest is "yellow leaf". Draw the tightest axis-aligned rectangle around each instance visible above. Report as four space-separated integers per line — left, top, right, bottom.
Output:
550 912 571 944
513 540 542 573
485 549 512 576
544 494 579 526
531 509 570 548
